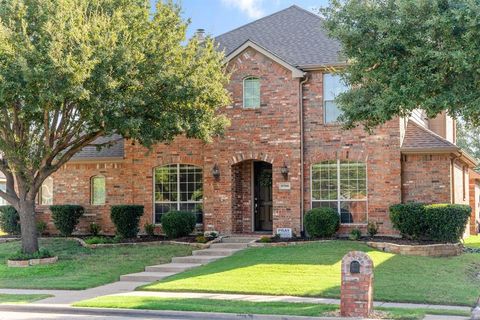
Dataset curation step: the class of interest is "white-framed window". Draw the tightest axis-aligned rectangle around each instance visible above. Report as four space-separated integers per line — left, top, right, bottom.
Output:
154 164 203 224
311 160 367 224
323 73 347 123
0 180 8 205
91 176 106 205
39 177 53 205
243 77 260 108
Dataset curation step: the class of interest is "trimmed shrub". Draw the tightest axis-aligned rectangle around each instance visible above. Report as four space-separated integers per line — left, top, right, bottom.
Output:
389 203 427 239
110 205 144 238
367 221 378 237
0 206 20 235
304 207 340 238
195 235 208 243
50 205 84 236
349 228 362 240
144 223 155 237
161 211 196 239
424 204 471 242
89 222 101 236
259 236 272 243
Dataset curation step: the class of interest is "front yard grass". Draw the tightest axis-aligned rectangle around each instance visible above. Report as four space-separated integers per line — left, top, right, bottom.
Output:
0 238 193 290
0 293 51 304
74 296 471 320
141 241 480 306
465 235 480 248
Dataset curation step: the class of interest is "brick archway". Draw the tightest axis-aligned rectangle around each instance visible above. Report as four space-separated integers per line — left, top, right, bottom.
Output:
228 152 274 166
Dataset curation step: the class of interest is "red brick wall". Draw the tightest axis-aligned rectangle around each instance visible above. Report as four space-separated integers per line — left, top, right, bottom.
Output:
469 175 479 235
302 70 402 236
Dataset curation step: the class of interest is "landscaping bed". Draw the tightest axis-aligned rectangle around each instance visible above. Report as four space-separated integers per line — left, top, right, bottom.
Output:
141 240 480 306
0 238 193 289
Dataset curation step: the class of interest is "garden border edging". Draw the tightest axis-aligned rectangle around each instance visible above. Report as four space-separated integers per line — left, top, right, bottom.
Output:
366 241 462 257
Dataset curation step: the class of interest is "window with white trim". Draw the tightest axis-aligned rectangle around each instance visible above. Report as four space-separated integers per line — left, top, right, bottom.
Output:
91 176 106 205
154 164 203 224
311 160 367 224
39 177 53 205
0 180 8 205
324 73 347 123
243 77 260 108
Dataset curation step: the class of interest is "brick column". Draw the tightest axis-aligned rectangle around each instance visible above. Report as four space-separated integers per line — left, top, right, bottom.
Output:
340 251 374 318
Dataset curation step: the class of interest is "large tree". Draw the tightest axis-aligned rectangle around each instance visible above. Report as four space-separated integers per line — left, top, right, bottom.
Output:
0 0 230 254
321 0 480 130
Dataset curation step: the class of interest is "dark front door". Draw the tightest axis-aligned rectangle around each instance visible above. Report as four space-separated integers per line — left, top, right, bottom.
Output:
254 161 273 231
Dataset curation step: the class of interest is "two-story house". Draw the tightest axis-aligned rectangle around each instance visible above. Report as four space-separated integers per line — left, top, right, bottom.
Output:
35 5 477 237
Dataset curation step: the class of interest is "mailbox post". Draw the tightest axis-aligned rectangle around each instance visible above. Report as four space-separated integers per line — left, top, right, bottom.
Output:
340 251 374 318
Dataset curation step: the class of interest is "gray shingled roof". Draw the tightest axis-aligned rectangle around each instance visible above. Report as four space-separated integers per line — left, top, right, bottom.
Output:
215 5 343 68
72 134 124 160
401 121 458 152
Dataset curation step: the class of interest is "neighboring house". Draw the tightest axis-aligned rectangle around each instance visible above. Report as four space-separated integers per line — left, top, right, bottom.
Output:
36 5 477 236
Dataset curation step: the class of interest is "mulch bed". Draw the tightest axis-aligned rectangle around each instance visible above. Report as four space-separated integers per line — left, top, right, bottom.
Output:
258 235 449 245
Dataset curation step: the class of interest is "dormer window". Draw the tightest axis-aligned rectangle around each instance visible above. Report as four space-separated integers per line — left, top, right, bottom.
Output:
324 73 347 123
243 77 260 108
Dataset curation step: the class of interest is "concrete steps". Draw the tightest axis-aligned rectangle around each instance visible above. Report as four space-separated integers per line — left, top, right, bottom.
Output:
119 235 256 283
120 271 176 282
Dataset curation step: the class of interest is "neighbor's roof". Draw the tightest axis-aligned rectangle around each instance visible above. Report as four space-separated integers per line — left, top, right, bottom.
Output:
71 134 124 161
215 5 343 68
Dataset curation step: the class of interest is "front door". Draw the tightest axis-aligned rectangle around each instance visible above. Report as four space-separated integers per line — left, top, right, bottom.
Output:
254 161 273 231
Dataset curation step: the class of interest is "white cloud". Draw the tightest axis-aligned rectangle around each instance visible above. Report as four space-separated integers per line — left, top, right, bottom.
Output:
221 0 265 19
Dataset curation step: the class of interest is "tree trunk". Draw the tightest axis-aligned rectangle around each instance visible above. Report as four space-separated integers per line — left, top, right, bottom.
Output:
18 199 38 254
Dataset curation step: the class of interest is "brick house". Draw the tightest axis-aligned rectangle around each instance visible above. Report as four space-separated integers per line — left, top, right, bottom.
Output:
34 5 477 237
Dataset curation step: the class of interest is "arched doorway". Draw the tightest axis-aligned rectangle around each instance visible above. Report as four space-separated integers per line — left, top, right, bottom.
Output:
231 160 272 233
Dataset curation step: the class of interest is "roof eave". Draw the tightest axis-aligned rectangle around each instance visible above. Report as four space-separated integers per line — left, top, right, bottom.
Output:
298 62 348 71
401 147 478 167
225 40 305 78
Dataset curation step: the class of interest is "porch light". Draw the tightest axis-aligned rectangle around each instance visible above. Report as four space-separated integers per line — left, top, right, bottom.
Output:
281 162 289 179
212 164 220 179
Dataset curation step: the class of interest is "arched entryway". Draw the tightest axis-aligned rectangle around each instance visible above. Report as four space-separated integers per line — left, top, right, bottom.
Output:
231 160 272 233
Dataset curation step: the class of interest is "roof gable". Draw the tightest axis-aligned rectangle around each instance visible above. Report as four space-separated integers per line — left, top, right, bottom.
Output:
401 120 458 153
215 5 343 68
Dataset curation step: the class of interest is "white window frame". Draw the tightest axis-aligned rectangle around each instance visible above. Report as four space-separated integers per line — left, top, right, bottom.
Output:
39 176 54 206
323 73 347 124
0 180 8 206
91 176 106 205
153 164 203 225
310 160 368 225
243 76 260 109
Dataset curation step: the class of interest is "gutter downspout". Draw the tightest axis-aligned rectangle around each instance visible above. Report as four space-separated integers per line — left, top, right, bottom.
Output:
299 75 308 234
451 154 460 204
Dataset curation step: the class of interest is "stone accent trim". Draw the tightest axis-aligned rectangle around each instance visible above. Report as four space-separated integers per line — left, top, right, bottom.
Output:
367 241 462 257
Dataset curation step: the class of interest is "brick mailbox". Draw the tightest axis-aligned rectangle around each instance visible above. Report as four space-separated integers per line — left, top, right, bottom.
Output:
340 251 374 318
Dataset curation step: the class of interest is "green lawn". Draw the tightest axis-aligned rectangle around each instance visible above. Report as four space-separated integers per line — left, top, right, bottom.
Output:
465 235 480 248
0 238 193 290
74 296 471 320
0 293 51 304
141 241 480 306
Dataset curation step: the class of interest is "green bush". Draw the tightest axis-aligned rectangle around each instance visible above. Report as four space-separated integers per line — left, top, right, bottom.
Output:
8 248 52 261
89 222 101 236
144 223 155 237
367 221 378 237
389 203 427 239
424 204 471 242
259 236 272 243
195 235 208 243
110 205 144 238
50 205 84 237
84 236 114 245
349 228 362 240
161 211 196 239
304 207 340 238
0 206 20 235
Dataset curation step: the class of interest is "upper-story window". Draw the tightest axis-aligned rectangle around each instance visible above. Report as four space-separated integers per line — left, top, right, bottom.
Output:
324 73 347 124
243 77 260 108
0 180 8 206
91 176 106 205
39 177 53 205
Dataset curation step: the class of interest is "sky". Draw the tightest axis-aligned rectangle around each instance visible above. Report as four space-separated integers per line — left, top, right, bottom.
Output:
150 0 330 38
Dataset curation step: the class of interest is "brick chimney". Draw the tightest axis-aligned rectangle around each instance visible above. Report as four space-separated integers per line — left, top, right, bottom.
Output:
194 28 206 43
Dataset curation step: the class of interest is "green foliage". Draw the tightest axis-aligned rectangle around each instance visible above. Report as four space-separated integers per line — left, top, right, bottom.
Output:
50 205 84 237
0 0 230 253
0 206 20 235
259 236 272 243
424 204 471 242
390 203 470 242
349 228 362 241
110 205 144 239
367 221 378 237
304 207 340 238
389 203 427 239
161 211 196 239
456 119 480 165
89 223 101 236
84 236 114 245
144 223 156 237
8 248 52 261
321 1 480 129
195 235 207 244
36 221 47 236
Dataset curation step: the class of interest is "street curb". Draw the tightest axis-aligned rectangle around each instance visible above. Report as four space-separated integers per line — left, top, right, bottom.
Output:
0 304 368 320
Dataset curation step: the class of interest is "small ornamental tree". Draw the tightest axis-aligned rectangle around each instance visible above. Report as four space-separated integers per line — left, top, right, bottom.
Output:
0 0 230 253
321 0 480 130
